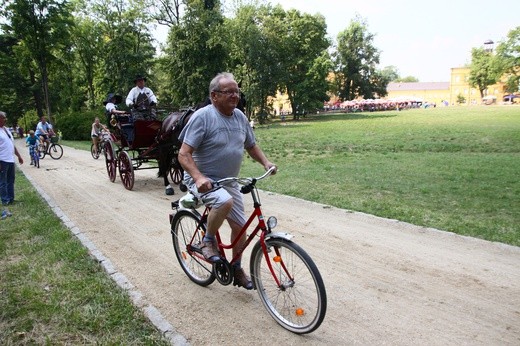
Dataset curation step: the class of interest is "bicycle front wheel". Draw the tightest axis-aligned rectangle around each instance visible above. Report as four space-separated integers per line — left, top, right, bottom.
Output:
49 144 63 159
171 210 215 286
250 238 327 334
38 143 46 159
91 143 100 159
33 150 40 168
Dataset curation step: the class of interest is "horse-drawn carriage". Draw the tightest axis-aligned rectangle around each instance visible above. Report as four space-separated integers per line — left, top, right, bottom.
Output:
103 108 189 194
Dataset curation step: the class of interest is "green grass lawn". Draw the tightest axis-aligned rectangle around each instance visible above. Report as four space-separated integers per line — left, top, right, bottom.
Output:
241 106 520 246
0 175 170 344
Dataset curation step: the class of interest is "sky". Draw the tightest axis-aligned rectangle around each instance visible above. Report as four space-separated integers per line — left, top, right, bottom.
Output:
272 0 520 82
153 0 519 82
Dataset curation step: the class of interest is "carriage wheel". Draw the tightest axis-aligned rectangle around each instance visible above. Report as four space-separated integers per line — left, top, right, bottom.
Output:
118 151 134 190
169 155 184 185
170 166 184 185
104 141 117 182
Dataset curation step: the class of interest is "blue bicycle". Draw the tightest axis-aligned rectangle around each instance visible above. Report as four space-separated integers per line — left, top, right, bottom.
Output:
29 144 40 168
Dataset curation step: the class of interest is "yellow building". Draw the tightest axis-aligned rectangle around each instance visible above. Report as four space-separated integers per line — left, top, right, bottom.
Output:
387 67 512 106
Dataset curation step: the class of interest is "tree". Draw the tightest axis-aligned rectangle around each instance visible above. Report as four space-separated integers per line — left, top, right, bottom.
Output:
68 16 104 110
496 26 520 93
90 0 156 99
148 0 182 27
164 0 228 106
395 76 419 83
277 9 331 119
0 34 34 125
334 17 384 100
468 47 500 100
1 0 74 123
380 65 400 82
226 4 281 118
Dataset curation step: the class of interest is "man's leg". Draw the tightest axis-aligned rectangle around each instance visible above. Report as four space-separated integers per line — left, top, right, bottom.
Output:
228 218 253 290
199 199 233 262
206 199 233 237
228 218 246 260
0 160 9 205
6 162 14 203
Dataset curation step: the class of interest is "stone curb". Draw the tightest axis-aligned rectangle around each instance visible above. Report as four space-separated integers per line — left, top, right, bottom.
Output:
21 169 190 346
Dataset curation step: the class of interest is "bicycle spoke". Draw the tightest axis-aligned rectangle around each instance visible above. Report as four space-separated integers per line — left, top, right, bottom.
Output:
172 211 215 286
251 238 326 334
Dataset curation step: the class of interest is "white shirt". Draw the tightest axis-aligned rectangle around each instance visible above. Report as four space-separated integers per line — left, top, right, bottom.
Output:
106 102 117 113
0 126 15 163
125 86 157 107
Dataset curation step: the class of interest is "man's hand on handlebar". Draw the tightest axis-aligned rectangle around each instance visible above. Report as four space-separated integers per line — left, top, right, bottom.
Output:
195 176 213 193
266 164 277 175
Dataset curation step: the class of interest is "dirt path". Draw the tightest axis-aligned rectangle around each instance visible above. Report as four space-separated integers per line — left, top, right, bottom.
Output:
15 140 520 345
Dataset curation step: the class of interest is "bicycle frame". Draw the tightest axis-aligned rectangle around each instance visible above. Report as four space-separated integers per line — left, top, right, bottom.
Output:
171 167 327 333
185 177 291 288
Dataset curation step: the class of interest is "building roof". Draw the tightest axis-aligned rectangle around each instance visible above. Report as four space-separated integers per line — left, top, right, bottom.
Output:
387 82 450 91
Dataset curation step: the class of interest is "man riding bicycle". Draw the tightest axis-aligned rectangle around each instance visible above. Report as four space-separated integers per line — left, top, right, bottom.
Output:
178 72 276 290
35 116 53 151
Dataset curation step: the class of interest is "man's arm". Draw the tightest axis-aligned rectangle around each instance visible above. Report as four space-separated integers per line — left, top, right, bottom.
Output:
125 89 135 107
178 143 213 192
246 144 276 173
14 146 23 165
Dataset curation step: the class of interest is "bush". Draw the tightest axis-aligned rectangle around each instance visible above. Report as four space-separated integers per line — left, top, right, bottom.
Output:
57 109 103 141
18 110 40 135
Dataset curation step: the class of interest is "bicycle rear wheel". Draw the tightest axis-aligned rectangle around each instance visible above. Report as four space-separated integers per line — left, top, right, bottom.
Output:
49 144 63 159
250 238 327 334
171 210 215 286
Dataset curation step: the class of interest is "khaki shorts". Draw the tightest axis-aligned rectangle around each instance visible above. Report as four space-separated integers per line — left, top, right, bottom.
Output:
186 181 246 226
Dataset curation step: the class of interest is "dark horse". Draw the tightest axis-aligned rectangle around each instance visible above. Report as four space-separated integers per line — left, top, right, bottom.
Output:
156 99 210 195
156 94 246 195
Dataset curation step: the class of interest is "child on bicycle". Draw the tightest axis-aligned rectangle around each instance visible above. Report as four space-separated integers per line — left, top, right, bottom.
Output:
91 117 108 155
25 130 38 165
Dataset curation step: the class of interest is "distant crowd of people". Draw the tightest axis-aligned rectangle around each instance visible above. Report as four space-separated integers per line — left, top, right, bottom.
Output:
324 99 440 113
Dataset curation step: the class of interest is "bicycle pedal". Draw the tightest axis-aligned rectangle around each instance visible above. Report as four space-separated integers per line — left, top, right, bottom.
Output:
189 242 203 254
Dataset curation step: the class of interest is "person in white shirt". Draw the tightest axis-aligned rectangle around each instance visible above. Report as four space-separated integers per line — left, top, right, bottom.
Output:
0 111 24 218
125 76 157 120
35 116 53 149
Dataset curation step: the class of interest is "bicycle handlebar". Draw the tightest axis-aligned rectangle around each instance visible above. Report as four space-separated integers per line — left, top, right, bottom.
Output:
214 166 276 187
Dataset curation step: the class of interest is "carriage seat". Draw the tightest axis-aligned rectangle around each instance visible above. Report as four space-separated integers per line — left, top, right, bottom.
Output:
131 120 162 148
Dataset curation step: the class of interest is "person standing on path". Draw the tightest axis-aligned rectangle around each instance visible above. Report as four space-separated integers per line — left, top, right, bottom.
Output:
0 111 24 219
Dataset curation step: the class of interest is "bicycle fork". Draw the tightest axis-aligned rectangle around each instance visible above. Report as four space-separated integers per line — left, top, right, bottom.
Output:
258 232 295 290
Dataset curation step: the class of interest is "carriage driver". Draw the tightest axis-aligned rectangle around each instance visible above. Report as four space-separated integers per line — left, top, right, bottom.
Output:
125 75 158 120
178 72 277 290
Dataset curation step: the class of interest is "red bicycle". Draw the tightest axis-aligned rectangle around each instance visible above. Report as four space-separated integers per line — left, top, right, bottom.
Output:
169 168 327 333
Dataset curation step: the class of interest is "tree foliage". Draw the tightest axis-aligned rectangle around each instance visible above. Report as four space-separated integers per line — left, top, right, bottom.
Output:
276 9 330 118
334 17 385 100
1 0 74 124
227 4 330 119
496 26 520 93
468 47 500 99
164 0 228 106
2 0 465 130
227 4 282 117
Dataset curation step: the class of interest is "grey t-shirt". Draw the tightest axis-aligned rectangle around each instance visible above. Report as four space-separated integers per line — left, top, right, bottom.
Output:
179 104 256 181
